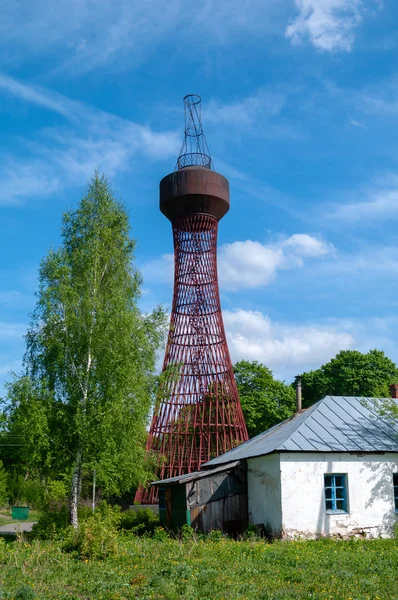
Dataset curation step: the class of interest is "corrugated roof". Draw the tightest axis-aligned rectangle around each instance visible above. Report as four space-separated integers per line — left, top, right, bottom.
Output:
203 396 398 467
151 460 240 486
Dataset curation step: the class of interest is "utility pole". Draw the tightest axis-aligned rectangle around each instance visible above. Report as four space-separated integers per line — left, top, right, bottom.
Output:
92 469 96 513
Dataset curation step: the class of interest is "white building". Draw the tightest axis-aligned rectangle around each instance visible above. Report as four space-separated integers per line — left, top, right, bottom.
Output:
203 395 398 539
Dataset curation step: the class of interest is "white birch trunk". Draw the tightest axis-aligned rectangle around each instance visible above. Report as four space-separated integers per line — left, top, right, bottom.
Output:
70 448 82 528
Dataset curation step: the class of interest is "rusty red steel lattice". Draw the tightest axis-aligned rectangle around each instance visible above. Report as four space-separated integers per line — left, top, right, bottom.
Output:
135 214 248 504
135 95 248 504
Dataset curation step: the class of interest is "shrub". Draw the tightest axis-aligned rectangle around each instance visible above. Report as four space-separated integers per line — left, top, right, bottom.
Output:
119 507 160 535
153 525 169 540
30 503 70 540
30 503 94 540
0 461 8 507
207 529 225 542
179 524 197 541
62 503 121 559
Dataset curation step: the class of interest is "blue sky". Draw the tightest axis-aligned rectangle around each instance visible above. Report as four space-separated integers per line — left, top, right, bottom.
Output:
1 0 398 391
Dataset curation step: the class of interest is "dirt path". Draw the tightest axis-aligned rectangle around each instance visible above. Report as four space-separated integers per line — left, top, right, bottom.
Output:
0 522 36 535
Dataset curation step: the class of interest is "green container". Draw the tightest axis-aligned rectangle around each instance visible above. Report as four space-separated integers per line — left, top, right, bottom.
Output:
11 506 30 521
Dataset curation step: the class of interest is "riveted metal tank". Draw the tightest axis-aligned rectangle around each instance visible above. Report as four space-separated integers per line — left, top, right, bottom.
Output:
160 166 230 222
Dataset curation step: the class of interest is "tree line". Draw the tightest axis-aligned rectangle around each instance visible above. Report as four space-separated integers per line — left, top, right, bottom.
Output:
235 348 398 438
1 173 397 526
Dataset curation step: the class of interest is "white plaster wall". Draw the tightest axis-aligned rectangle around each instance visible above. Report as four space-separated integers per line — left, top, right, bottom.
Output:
280 452 398 539
247 453 282 537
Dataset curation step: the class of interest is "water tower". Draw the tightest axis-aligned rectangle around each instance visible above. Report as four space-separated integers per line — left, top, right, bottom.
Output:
136 95 248 503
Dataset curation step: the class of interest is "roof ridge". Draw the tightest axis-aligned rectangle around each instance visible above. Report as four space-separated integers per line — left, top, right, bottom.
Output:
203 395 398 467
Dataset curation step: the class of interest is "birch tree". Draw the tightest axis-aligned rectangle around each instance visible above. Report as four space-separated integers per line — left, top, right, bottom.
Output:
6 174 166 527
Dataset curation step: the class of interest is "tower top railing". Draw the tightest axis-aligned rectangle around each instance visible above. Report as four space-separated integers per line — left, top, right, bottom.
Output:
176 95 212 171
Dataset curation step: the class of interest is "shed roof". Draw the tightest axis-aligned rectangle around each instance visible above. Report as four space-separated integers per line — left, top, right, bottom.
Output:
151 460 240 487
203 396 398 467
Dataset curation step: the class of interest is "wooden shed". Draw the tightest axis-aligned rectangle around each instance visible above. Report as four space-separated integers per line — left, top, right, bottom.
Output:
152 460 248 534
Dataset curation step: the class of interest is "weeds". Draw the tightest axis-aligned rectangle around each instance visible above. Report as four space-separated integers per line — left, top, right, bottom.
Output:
0 535 397 599
119 507 160 535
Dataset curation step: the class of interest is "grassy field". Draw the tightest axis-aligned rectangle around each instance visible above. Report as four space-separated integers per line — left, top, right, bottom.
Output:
0 534 397 600
0 510 39 527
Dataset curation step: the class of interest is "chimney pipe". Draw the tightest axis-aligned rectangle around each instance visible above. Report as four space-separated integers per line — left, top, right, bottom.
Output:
389 383 398 399
295 375 302 413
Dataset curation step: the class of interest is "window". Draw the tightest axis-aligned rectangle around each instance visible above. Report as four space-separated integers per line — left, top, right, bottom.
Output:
394 474 398 511
324 474 348 513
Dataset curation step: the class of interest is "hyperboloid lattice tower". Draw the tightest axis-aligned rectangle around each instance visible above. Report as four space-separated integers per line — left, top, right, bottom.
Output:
135 95 248 504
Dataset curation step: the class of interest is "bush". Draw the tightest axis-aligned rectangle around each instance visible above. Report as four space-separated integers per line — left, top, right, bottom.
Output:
119 507 160 535
30 503 69 540
30 503 93 540
62 503 121 559
0 461 8 507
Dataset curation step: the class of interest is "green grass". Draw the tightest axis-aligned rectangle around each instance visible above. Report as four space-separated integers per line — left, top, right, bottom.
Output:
0 535 397 599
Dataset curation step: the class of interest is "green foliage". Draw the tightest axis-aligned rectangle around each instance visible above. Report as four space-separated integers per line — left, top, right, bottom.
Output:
45 479 68 503
300 349 398 407
3 174 167 525
14 585 36 600
0 460 8 507
30 504 70 540
7 474 27 506
31 503 160 541
62 503 121 559
233 360 296 437
30 503 93 540
6 474 66 510
7 474 44 509
153 525 169 540
3 377 55 479
119 507 160 535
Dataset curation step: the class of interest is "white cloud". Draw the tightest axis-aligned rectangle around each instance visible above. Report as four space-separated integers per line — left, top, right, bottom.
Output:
0 73 77 117
286 0 364 52
0 73 180 204
223 309 355 377
0 0 284 75
142 254 174 286
349 118 366 128
219 240 284 290
281 233 332 257
206 90 285 126
142 234 334 291
218 234 334 290
205 88 303 140
224 310 398 380
0 160 61 205
327 177 398 222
